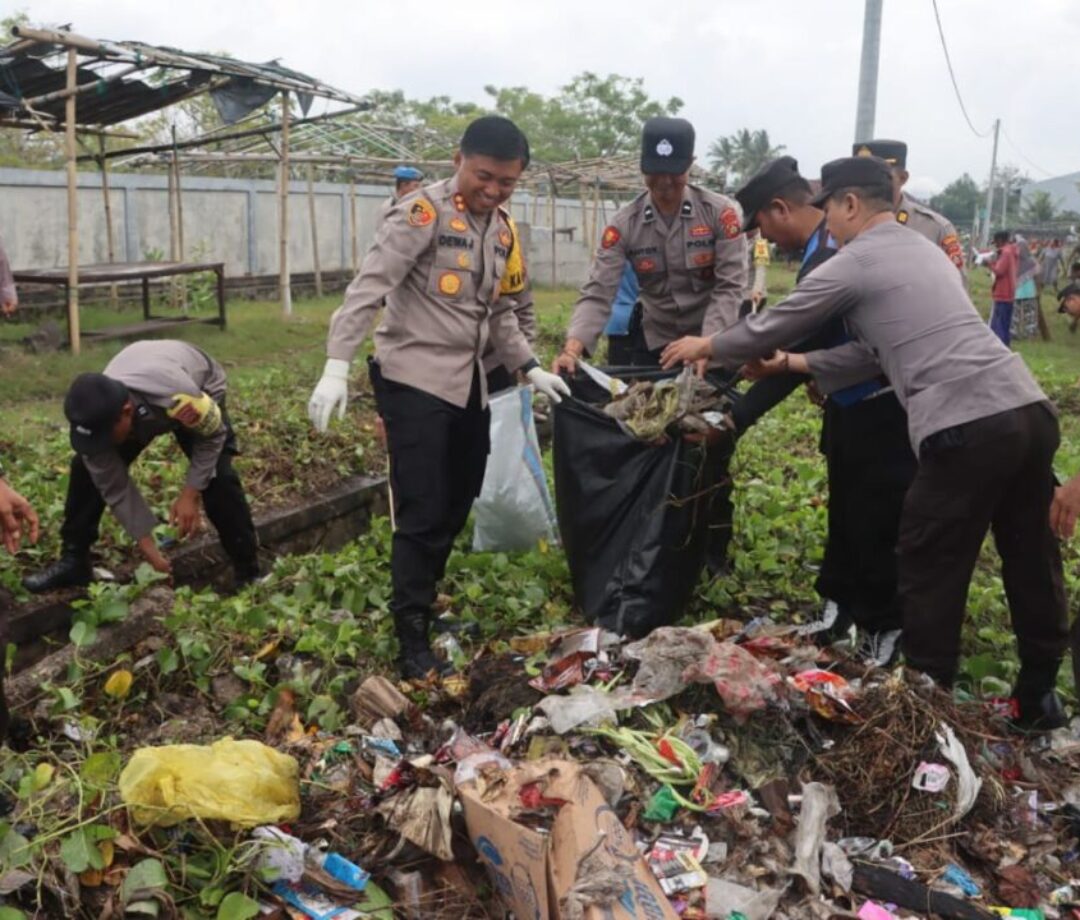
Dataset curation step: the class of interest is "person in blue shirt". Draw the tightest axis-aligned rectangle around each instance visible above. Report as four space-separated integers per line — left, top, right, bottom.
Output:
604 262 640 365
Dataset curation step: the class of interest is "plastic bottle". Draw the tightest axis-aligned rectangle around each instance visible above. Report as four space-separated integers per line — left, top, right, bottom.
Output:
309 850 369 891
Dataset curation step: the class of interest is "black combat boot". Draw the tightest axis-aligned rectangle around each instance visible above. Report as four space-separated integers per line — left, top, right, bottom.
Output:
395 609 453 681
23 547 92 593
1011 660 1068 732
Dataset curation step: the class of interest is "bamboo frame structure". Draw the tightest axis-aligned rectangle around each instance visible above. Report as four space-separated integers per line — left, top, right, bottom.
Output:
1 22 366 348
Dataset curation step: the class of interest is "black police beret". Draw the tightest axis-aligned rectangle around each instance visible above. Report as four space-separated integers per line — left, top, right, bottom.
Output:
853 139 907 168
641 117 695 176
735 156 804 231
811 156 894 207
64 373 130 455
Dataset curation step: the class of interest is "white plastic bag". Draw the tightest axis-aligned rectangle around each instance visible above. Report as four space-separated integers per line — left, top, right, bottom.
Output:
472 386 558 552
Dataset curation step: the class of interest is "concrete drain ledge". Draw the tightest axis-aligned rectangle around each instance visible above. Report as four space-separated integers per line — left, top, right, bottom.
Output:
1 475 389 684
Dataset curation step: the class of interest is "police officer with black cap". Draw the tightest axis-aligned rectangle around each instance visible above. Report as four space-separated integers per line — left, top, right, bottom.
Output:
24 340 260 592
729 156 918 662
663 155 1069 730
553 116 747 572
854 140 965 271
555 117 746 372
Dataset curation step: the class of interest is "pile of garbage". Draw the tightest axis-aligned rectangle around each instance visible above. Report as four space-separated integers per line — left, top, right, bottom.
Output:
13 619 1079 919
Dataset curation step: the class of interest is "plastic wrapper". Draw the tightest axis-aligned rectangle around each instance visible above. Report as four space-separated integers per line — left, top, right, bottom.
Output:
536 685 619 734
119 737 300 827
684 640 784 722
789 781 841 895
472 385 558 552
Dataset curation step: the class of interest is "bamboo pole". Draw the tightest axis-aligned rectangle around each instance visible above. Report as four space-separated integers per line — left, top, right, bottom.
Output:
579 183 590 253
349 177 358 274
172 127 187 311
65 48 81 355
166 144 179 309
98 136 118 309
278 91 292 316
548 175 557 288
172 127 185 262
591 182 600 248
307 165 323 298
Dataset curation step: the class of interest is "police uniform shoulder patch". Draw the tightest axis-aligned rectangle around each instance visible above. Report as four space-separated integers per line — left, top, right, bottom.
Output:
449 217 468 232
601 226 621 249
896 209 909 224
719 207 741 239
167 392 223 437
407 198 436 227
438 272 462 296
941 233 964 269
498 213 527 295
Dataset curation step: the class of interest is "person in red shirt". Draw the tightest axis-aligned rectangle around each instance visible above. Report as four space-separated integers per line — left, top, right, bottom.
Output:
989 229 1018 345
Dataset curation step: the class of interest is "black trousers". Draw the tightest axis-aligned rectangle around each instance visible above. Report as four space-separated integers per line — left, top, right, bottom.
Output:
899 402 1068 687
60 408 259 577
370 361 490 626
609 335 737 571
815 391 917 632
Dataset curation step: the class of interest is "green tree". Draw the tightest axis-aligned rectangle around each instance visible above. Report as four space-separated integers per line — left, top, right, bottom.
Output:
1021 190 1059 224
706 129 785 188
546 72 683 161
930 173 981 225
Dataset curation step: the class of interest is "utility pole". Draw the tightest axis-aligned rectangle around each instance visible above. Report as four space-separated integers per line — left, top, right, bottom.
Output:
854 0 884 143
981 118 1000 246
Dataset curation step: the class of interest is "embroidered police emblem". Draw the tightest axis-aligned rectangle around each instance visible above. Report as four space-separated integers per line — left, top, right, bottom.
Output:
656 139 673 157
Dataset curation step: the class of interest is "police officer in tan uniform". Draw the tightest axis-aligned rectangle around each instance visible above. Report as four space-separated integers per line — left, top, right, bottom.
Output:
555 117 746 373
553 117 747 573
308 116 567 679
24 340 261 592
375 165 425 229
854 140 965 272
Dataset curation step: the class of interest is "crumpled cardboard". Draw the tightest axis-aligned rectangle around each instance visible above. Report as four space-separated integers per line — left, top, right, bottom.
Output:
457 758 678 920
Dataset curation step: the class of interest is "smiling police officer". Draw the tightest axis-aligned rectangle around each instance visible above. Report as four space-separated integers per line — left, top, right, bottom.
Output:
308 116 567 680
24 340 260 593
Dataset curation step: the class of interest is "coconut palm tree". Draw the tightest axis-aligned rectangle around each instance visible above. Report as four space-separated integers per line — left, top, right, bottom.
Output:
706 129 786 188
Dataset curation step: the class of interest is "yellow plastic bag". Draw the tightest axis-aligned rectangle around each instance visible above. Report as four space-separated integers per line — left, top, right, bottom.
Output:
119 737 300 827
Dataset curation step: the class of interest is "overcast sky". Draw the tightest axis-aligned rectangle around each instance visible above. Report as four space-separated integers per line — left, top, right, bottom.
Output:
14 0 1079 197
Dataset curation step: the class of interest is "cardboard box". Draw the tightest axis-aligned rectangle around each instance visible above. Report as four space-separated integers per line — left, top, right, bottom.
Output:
458 758 678 920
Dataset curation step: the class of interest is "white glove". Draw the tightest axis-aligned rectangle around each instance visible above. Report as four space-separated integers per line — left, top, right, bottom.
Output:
308 358 351 432
526 366 571 404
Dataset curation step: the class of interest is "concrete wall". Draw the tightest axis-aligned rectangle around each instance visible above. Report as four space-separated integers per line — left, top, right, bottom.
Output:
0 166 626 289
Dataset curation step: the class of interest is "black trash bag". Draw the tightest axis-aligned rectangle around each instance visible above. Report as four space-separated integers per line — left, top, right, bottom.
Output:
552 367 725 638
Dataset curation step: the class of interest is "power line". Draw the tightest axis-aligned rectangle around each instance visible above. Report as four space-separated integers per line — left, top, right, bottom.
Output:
930 0 992 138
1000 126 1056 178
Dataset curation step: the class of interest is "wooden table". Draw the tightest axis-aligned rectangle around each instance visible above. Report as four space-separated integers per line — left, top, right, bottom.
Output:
12 260 227 346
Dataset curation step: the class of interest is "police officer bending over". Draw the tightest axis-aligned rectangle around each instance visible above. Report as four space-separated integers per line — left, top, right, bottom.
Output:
24 340 261 593
553 116 747 572
663 156 1070 730
308 116 568 680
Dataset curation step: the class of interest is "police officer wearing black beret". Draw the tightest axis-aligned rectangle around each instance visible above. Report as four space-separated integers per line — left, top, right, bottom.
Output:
730 156 916 664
